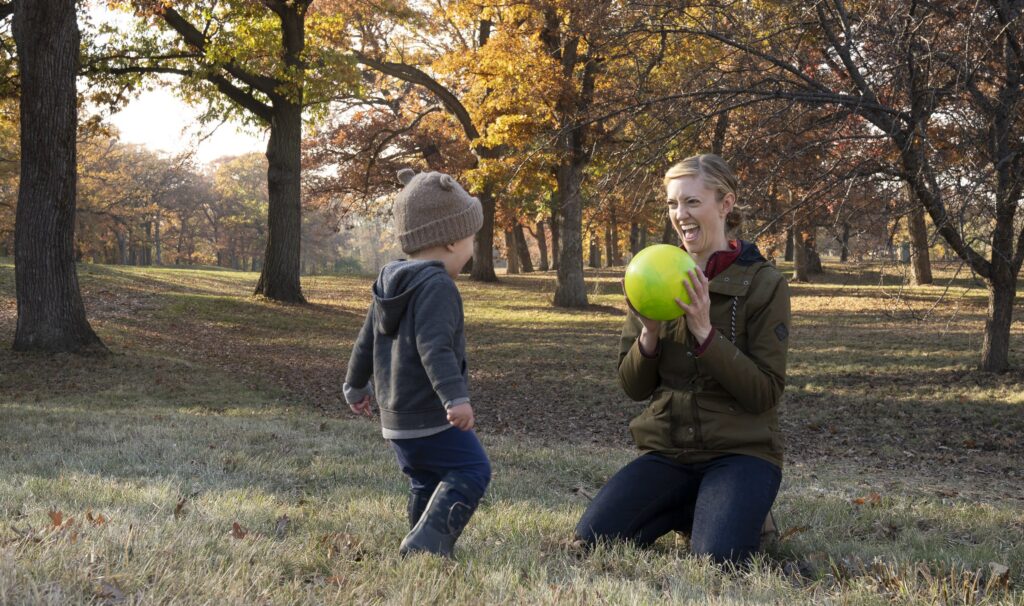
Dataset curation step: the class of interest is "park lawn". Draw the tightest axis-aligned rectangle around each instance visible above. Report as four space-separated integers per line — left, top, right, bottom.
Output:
0 258 1023 605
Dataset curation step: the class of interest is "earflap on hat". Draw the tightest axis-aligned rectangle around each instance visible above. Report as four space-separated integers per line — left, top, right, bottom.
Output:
397 168 416 185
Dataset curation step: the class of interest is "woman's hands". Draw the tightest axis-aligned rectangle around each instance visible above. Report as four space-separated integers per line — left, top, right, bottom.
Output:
625 266 713 349
623 280 662 354
676 267 713 343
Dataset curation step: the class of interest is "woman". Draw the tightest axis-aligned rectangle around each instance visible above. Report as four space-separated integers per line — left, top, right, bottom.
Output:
574 154 791 564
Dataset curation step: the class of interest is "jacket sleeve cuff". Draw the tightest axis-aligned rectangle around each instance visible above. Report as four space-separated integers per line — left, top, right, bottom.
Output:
445 397 470 409
637 336 661 358
343 382 374 405
434 378 469 405
694 329 716 356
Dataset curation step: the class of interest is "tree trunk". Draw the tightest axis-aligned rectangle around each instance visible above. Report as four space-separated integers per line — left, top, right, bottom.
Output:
255 102 305 302
603 224 612 268
662 217 678 245
807 230 822 274
839 221 850 263
907 203 932 285
981 269 1016 372
793 228 811 282
513 223 533 272
143 220 152 265
535 220 549 271
639 224 648 249
470 187 498 282
629 221 640 256
553 159 587 307
504 230 520 274
116 229 127 264
589 231 602 268
784 227 794 262
608 207 620 265
550 210 560 271
154 211 162 266
12 0 105 353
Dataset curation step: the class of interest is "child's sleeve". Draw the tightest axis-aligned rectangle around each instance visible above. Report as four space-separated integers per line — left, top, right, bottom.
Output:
413 280 468 405
343 306 375 404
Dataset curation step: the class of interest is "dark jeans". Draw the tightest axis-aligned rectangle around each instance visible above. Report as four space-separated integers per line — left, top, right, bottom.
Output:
575 453 781 564
390 427 491 504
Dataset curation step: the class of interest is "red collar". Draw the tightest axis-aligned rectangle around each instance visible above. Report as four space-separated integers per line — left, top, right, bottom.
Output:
701 240 741 281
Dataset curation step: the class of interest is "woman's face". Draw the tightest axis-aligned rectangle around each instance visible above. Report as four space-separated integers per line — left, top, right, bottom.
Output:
666 175 734 257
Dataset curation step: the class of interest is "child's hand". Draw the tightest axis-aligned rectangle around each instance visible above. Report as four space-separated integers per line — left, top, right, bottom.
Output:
349 395 373 418
446 402 475 431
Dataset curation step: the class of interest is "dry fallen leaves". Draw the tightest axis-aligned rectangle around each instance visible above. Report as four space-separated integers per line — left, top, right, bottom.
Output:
86 510 108 526
852 492 882 507
779 525 810 542
231 522 248 540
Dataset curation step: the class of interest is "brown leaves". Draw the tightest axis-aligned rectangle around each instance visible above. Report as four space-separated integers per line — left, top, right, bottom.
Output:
852 492 882 507
778 525 810 542
230 522 248 540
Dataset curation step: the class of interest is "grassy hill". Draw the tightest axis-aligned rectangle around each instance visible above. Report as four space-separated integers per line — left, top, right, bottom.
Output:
1 259 1022 604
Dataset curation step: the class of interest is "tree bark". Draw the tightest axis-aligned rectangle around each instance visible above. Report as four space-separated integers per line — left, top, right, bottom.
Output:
839 221 850 263
513 223 533 272
629 221 640 255
793 227 811 282
550 208 560 270
12 0 105 353
154 211 162 266
470 188 498 281
504 230 520 274
982 269 1016 372
554 158 588 307
590 231 601 268
254 101 305 302
662 217 678 245
907 203 932 285
535 220 549 271
784 227 794 262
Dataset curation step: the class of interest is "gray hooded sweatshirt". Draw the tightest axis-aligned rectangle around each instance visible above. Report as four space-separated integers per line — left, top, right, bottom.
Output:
344 260 469 439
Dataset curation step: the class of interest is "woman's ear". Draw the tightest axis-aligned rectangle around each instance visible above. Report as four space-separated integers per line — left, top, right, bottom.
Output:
444 242 457 252
721 192 736 216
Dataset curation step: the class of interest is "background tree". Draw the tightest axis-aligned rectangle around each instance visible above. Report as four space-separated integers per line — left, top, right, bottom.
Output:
668 0 1023 371
95 0 360 302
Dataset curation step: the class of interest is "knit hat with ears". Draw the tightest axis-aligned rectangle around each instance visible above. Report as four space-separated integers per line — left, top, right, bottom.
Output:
393 168 483 254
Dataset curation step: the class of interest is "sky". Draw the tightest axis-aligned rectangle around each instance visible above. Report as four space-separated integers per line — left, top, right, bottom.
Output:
90 3 267 165
106 86 268 165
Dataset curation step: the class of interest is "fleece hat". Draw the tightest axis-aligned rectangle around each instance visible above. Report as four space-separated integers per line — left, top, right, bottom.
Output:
393 168 484 254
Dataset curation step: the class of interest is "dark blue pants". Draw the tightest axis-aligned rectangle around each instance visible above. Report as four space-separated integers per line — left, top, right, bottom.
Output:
575 453 781 564
390 427 491 505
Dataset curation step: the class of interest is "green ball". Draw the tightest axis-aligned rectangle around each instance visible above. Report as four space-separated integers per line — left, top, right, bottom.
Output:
624 244 697 321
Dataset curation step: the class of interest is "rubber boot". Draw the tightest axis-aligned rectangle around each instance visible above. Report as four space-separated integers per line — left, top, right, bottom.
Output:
399 476 479 557
407 490 432 529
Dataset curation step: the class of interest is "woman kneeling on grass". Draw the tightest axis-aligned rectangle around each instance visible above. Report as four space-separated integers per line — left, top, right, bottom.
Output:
574 154 791 565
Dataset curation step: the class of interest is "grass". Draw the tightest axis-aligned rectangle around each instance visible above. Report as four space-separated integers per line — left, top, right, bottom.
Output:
0 257 1023 604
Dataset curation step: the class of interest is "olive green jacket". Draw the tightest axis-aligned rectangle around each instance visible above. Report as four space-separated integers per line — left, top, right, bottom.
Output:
618 242 791 468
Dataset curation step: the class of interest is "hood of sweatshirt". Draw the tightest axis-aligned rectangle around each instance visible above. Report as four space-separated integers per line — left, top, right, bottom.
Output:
372 260 448 335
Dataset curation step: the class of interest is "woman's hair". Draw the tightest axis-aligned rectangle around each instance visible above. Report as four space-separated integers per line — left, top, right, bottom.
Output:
663 154 745 234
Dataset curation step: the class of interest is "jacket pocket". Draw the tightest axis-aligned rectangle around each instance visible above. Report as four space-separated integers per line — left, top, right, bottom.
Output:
629 390 674 452
695 392 770 452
